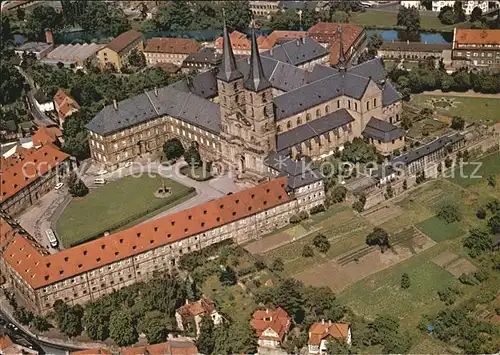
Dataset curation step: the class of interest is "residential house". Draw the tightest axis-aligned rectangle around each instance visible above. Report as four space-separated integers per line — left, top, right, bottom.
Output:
54 89 80 127
181 47 222 73
143 37 201 66
175 297 223 335
33 90 55 113
250 307 291 348
431 1 490 15
452 28 500 70
308 321 352 354
307 23 366 66
30 126 63 147
119 340 198 355
97 30 143 72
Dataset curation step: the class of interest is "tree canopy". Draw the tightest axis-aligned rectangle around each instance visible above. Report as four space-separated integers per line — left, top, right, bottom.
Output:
397 6 421 33
109 310 138 346
25 5 63 41
366 227 390 251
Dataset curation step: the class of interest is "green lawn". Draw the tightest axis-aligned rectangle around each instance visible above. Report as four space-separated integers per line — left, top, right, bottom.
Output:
416 216 464 242
56 175 194 247
411 94 500 125
450 153 500 188
350 11 462 30
337 245 459 321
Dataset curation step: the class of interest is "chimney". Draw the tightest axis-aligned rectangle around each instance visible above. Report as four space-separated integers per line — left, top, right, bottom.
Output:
328 320 331 326
154 86 158 97
296 39 300 46
321 319 325 325
270 47 273 56
301 36 305 44
266 309 269 314
113 99 118 110
407 40 409 45
45 29 53 44
185 299 189 305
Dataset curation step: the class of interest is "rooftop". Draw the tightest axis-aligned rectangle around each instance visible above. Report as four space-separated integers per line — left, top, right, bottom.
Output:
2 178 289 289
144 37 201 54
46 43 103 62
31 126 62 146
308 321 350 345
105 30 143 54
251 307 291 341
15 41 52 53
380 41 452 52
454 28 500 45
260 36 329 67
362 117 405 143
176 297 216 318
0 143 70 202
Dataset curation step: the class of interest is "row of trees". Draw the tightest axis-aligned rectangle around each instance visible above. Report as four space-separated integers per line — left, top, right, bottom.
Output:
144 0 251 32
388 63 500 98
24 2 130 41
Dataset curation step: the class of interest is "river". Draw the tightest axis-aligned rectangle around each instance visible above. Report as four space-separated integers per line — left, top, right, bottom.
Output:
366 29 452 43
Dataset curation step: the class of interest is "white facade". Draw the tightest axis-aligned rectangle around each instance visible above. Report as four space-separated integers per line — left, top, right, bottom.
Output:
431 1 489 14
308 328 352 354
400 1 422 9
35 99 55 113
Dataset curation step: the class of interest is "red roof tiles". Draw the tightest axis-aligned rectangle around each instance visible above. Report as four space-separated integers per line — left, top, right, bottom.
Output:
106 30 143 54
120 341 198 355
144 37 201 54
31 126 62 146
0 143 70 202
54 89 80 121
455 29 500 45
308 322 350 345
176 296 216 318
251 307 291 342
2 177 289 289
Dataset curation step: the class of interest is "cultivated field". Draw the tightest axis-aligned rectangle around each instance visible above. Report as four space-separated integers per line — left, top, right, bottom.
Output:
56 175 193 247
410 94 500 125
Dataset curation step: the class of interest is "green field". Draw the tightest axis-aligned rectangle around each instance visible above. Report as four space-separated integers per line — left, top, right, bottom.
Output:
337 245 458 320
56 175 194 247
350 11 462 30
416 216 464 242
450 153 500 188
410 94 500 125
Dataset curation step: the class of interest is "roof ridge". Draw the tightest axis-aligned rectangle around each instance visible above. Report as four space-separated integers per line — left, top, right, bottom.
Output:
144 90 160 116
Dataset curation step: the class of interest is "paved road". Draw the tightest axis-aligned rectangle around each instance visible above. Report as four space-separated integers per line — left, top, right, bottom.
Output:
16 66 57 127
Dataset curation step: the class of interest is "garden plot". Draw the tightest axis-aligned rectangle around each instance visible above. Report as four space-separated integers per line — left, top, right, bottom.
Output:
244 224 310 255
445 258 478 277
294 229 435 292
431 250 460 267
362 203 404 226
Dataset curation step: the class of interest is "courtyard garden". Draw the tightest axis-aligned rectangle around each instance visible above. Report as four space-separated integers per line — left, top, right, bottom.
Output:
410 94 500 125
56 175 195 247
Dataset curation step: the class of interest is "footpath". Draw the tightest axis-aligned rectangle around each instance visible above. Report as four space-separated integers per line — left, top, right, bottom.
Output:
421 90 500 99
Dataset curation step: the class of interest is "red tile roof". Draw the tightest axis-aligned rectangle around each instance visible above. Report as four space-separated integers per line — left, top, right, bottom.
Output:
176 297 216 318
120 341 197 355
144 37 201 54
261 30 307 49
54 89 80 121
0 335 14 351
307 23 364 66
251 307 291 342
216 30 267 51
106 30 143 54
308 322 350 345
71 349 113 355
0 143 70 202
2 177 289 289
31 126 62 146
454 29 500 45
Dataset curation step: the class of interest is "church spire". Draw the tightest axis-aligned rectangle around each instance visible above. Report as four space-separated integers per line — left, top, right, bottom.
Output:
337 24 346 72
217 12 243 82
244 26 271 92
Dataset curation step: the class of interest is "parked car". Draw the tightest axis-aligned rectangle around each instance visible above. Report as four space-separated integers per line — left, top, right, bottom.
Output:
124 162 132 168
54 182 64 190
97 169 108 175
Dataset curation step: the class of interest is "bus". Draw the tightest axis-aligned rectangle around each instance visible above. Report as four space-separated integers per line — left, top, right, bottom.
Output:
45 229 58 248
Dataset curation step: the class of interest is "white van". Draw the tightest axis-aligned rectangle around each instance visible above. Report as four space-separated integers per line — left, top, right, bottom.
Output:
94 178 106 184
45 229 58 248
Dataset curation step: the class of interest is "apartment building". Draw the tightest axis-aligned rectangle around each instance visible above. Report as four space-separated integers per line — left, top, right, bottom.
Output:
452 28 500 70
0 143 71 216
143 37 201 66
378 41 452 60
0 177 325 314
97 30 143 72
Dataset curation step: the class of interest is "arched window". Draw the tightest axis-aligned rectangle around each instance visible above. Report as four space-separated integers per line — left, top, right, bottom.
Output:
277 125 282 133
287 121 292 129
248 93 253 104
316 109 321 117
262 93 267 103
233 83 237 90
235 94 239 103
297 117 302 125
325 105 330 113
306 113 311 122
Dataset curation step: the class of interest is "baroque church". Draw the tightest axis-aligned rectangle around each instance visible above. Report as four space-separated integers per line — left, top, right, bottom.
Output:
86 21 405 184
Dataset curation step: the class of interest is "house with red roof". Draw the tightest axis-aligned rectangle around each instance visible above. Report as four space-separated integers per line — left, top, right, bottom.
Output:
250 307 291 349
175 296 223 335
54 89 80 127
0 335 39 354
307 320 351 354
31 126 63 147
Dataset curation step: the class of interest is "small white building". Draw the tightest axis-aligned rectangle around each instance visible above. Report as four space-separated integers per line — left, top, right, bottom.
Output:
431 0 490 15
400 1 423 9
175 297 223 335
33 90 55 112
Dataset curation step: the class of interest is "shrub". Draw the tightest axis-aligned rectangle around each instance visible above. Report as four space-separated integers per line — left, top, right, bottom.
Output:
438 286 460 305
13 307 34 325
437 201 462 223
289 214 301 224
163 138 184 161
271 258 284 272
299 210 309 220
366 227 390 252
302 245 314 258
401 273 410 289
476 207 486 220
310 204 326 214
313 234 330 253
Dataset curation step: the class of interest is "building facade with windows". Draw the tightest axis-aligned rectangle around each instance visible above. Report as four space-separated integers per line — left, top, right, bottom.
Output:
431 1 490 14
97 30 144 72
452 28 500 70
86 23 403 183
0 177 325 314
143 37 201 66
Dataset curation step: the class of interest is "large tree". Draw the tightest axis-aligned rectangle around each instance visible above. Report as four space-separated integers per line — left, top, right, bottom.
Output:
222 1 252 32
397 6 421 33
463 228 491 258
77 1 130 37
154 0 193 31
83 303 110 341
438 6 456 25
109 310 138 347
0 63 24 105
138 311 169 345
469 6 483 22
437 202 462 223
25 6 63 41
197 315 216 355
163 138 185 161
453 1 466 22
53 301 84 338
366 227 390 251
68 172 89 197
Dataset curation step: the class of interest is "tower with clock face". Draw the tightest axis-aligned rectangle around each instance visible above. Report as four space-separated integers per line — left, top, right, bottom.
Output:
217 23 276 183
